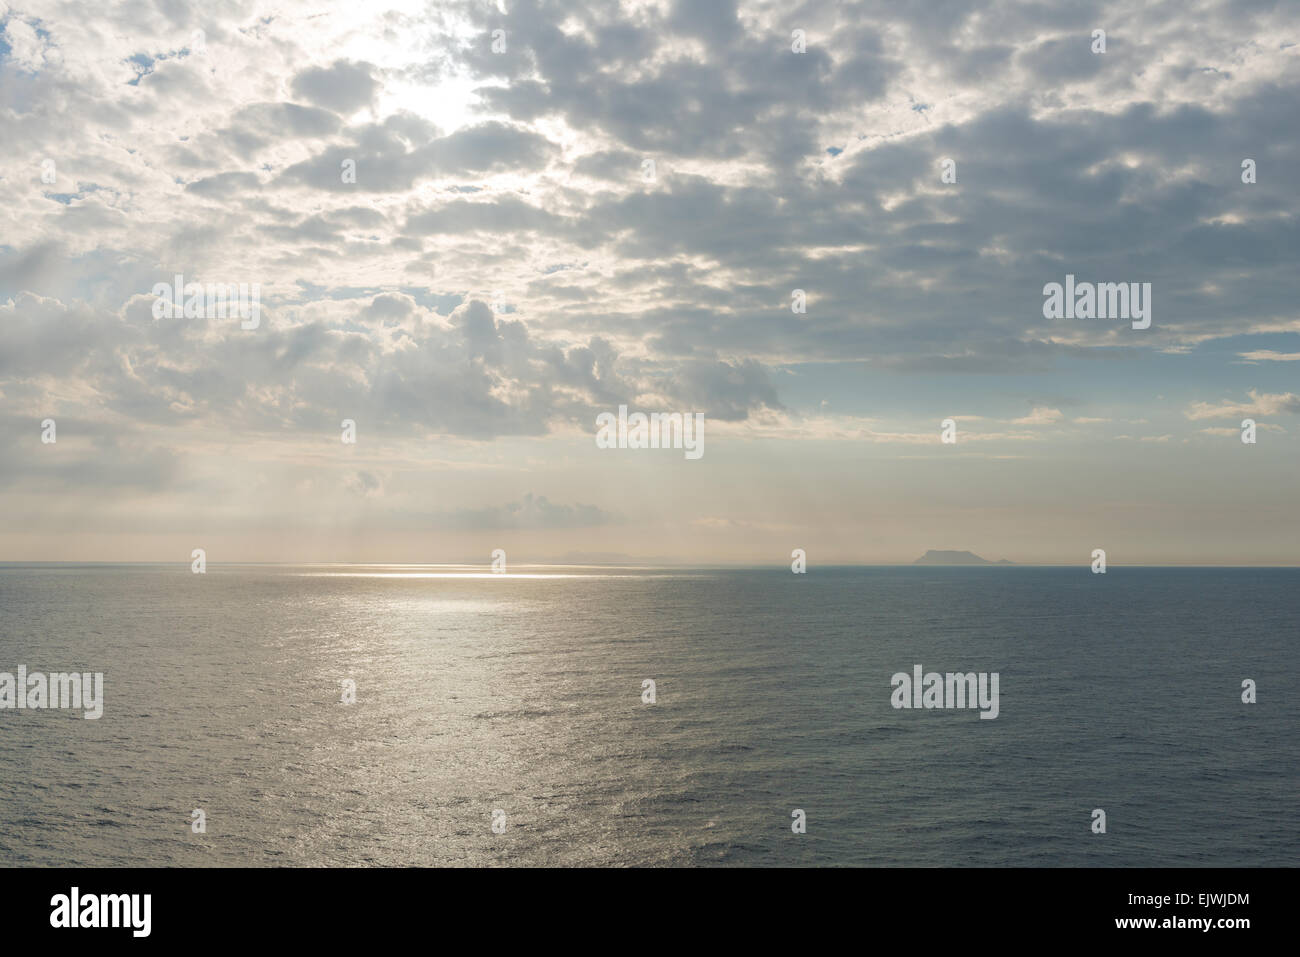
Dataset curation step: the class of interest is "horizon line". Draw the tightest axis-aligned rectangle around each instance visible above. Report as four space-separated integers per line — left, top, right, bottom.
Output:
1 560 1298 569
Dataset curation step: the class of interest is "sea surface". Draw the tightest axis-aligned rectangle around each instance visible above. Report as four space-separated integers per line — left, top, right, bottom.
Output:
0 564 1295 867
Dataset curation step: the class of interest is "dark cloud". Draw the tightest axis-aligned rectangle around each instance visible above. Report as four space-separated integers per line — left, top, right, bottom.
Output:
290 59 379 114
276 117 557 192
186 171 261 198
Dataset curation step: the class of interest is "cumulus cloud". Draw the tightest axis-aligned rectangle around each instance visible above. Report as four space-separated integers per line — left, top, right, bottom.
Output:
290 59 378 115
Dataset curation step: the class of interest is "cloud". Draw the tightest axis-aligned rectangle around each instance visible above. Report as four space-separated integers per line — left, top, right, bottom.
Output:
185 171 262 198
1237 350 1300 362
345 470 383 497
1012 407 1064 425
1199 424 1285 436
2 0 1299 562
1 15 49 71
290 59 379 115
1184 390 1300 420
434 494 614 530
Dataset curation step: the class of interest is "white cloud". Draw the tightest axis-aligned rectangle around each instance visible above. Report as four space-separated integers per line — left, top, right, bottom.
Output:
1185 390 1300 421
1012 407 1064 426
1237 350 1300 362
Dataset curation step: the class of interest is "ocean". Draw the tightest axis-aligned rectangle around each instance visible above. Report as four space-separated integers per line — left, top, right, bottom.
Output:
0 563 1295 866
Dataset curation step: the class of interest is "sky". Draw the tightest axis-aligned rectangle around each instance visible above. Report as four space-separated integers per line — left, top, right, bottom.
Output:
0 0 1297 565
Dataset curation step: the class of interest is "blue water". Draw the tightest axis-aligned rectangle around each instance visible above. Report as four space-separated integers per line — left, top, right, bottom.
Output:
0 564 1295 866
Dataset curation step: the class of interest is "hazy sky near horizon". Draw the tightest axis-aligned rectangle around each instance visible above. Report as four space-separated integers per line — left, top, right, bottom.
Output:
1 0 1298 564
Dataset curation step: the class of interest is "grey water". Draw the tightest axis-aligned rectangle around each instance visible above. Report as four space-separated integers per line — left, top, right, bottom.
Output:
0 563 1295 867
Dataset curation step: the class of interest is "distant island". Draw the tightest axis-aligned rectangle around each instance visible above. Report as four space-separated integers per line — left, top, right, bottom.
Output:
913 550 1014 565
